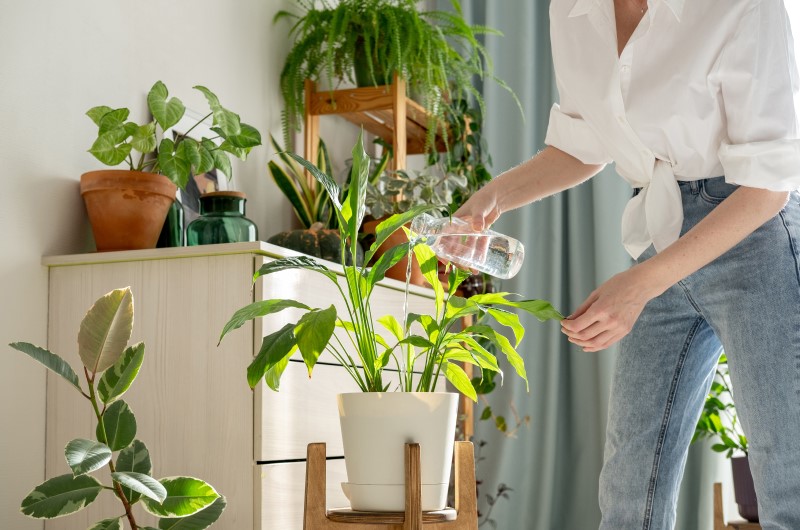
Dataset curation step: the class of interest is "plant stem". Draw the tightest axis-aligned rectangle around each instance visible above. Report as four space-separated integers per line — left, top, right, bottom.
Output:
85 367 139 530
175 112 214 144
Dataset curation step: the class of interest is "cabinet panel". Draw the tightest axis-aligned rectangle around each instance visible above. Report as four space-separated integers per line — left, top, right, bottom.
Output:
257 459 348 530
258 361 360 462
45 255 255 530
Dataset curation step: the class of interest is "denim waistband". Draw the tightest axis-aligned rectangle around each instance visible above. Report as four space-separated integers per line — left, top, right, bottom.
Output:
633 176 725 197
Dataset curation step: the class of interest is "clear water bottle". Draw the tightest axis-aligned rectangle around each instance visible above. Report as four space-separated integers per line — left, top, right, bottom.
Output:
410 214 525 280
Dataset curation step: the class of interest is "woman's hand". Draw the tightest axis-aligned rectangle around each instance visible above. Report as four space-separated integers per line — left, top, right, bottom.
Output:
560 265 664 352
453 184 502 231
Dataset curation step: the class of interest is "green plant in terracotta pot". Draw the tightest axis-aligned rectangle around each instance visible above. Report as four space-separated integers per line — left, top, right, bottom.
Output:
274 0 513 150
218 131 563 512
82 81 262 251
10 287 225 529
693 354 757 522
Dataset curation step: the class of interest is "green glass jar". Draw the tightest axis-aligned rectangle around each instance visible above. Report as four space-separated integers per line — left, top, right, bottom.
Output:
186 191 257 246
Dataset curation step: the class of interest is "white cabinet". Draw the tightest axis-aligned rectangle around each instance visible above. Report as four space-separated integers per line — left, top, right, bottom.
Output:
43 242 434 530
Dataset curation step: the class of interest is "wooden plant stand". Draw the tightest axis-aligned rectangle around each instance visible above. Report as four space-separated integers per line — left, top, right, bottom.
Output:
714 483 761 530
303 442 478 530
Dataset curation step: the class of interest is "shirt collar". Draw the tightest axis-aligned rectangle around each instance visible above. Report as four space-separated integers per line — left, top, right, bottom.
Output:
568 0 685 21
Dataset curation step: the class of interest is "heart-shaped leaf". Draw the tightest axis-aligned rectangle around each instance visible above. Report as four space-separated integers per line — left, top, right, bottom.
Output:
65 439 112 476
98 108 131 136
78 288 133 374
131 123 157 153
97 400 136 451
148 81 185 131
20 473 103 518
194 86 241 136
223 122 262 149
116 439 152 504
86 106 114 126
158 138 192 189
97 342 145 404
9 342 81 393
112 471 167 503
158 496 226 530
141 477 219 518
89 134 132 166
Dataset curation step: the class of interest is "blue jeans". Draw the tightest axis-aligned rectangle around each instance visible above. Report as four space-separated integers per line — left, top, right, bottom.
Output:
599 177 800 530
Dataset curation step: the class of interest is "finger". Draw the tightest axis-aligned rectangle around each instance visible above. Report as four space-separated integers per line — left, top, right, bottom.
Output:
562 295 601 331
570 329 615 350
582 331 626 353
561 320 605 340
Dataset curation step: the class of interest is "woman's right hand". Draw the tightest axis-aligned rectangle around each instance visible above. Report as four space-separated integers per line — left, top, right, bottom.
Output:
453 184 502 231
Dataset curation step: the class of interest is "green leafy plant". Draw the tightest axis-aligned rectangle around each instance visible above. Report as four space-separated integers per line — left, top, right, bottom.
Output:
693 354 748 457
87 81 262 189
274 0 515 150
10 288 225 530
218 131 562 399
365 168 468 219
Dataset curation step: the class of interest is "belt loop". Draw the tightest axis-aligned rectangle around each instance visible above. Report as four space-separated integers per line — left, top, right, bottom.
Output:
689 180 700 194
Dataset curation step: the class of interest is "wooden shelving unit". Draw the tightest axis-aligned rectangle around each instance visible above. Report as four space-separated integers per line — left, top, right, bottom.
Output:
303 75 445 173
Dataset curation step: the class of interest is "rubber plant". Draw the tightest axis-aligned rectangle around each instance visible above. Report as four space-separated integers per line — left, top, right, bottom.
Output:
10 287 225 530
88 80 262 188
218 131 563 398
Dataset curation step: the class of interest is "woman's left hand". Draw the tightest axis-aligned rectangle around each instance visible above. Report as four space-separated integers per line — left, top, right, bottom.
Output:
560 265 663 352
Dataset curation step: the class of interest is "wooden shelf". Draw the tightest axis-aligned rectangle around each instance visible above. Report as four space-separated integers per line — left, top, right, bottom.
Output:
304 76 446 174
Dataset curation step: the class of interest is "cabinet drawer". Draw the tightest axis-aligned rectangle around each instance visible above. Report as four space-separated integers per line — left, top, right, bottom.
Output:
257 361 359 462
257 458 348 530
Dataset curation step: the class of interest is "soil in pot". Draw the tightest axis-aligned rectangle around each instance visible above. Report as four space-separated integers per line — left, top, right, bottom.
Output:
268 222 364 266
80 170 177 252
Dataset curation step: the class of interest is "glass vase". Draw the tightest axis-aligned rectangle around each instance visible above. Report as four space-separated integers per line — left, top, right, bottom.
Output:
186 191 257 246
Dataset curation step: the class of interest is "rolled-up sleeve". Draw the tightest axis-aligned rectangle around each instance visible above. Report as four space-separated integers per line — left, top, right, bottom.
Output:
717 0 800 191
545 76 612 165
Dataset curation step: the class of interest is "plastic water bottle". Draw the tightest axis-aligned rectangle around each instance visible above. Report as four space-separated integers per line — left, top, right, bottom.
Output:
410 214 525 279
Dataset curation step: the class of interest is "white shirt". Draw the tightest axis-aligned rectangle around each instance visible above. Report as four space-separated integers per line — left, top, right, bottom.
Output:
545 0 800 258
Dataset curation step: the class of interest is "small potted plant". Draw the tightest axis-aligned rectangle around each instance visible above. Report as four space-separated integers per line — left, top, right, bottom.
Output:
218 131 563 512
693 354 757 522
264 135 388 265
273 0 506 150
82 81 262 251
10 287 225 529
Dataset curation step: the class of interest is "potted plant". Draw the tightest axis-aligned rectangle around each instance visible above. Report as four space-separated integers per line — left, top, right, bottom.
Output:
82 80 262 251
9 287 225 529
265 135 388 265
693 354 757 522
218 132 563 512
273 0 506 150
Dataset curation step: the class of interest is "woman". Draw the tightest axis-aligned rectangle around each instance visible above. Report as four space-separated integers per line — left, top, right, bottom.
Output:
455 0 800 528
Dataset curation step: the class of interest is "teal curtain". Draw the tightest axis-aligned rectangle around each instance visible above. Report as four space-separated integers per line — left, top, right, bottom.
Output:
452 1 721 528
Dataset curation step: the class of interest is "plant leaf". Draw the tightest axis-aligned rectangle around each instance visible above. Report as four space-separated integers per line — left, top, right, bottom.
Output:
365 204 438 264
212 148 232 180
294 305 337 376
248 324 297 389
413 243 444 316
158 138 192 189
286 152 343 213
89 518 122 530
64 439 112 476
196 142 215 174
97 109 131 136
480 407 492 421
141 476 219 518
78 287 134 374
9 342 82 393
365 241 411 295
96 400 136 451
219 300 310 344
116 439 152 504
112 471 167 503
486 308 524 346
89 133 133 166
265 354 292 391
131 123 157 154
194 86 241 136
443 362 477 402
224 123 262 149
470 293 564 322
269 161 312 228
86 106 114 126
20 473 103 519
377 315 404 342
469 325 528 390
345 131 369 248
97 342 145 404
148 81 185 131
158 495 227 530
253 256 337 283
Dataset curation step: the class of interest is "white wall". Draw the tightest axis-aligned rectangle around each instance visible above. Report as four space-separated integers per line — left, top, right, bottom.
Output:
0 1 361 527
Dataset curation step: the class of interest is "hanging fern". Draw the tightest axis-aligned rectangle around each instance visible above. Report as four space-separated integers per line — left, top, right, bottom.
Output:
274 0 519 152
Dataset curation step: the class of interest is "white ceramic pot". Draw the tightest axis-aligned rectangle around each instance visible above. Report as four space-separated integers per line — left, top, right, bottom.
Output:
338 392 459 512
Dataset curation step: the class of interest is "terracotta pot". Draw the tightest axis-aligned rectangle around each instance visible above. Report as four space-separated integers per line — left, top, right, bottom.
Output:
81 170 177 252
362 219 427 287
